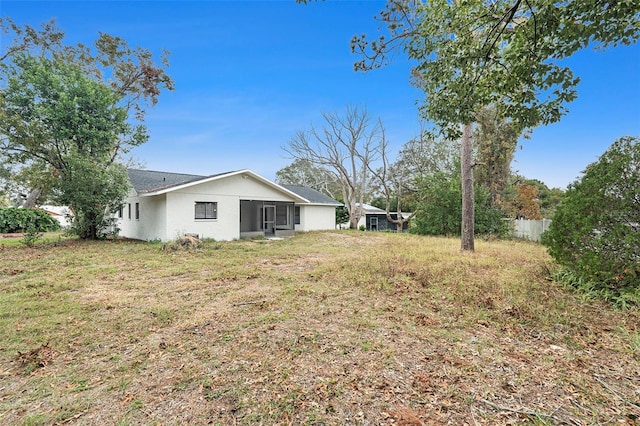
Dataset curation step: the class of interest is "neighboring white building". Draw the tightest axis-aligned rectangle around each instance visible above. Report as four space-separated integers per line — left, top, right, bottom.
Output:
39 205 73 228
116 169 341 242
281 185 341 232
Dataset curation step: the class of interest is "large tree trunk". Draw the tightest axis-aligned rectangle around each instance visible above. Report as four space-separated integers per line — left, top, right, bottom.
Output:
349 212 359 229
21 188 43 209
461 123 475 252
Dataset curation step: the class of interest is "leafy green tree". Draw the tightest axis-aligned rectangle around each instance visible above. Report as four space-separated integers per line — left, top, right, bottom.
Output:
0 54 140 239
345 0 639 250
395 134 460 189
370 134 459 216
542 137 640 297
335 205 350 227
538 186 565 219
353 1 638 135
0 18 172 238
57 156 130 239
411 172 460 236
411 171 507 237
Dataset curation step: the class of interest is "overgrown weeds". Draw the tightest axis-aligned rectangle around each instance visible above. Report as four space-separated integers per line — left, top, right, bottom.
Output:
0 232 637 424
554 268 640 308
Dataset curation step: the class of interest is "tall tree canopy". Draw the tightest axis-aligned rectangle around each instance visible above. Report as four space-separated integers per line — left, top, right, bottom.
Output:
0 18 173 238
352 0 639 137
0 55 136 238
395 133 460 186
346 0 639 250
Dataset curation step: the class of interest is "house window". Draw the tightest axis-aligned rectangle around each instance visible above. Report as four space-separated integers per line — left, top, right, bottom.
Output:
195 202 217 220
294 206 301 225
276 204 290 227
128 203 131 220
118 205 123 219
135 203 140 220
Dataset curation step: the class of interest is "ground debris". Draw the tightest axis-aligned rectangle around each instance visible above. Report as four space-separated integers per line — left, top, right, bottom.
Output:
1 232 639 424
16 343 54 373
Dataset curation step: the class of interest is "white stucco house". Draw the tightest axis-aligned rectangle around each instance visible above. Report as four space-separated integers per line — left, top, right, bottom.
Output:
115 169 341 242
39 205 73 228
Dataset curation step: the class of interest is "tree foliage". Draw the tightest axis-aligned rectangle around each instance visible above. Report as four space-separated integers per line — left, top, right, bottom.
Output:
395 133 460 189
508 183 543 219
352 0 639 137
1 54 142 167
500 176 564 219
474 107 520 207
542 137 640 296
529 179 564 218
0 207 60 233
0 18 172 239
0 55 137 239
375 134 458 215
58 158 130 239
411 171 507 237
347 0 639 250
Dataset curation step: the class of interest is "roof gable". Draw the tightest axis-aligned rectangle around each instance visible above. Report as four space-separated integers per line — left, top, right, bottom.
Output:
127 168 309 203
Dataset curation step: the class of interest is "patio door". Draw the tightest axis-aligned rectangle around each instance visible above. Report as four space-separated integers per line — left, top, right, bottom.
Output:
263 205 276 235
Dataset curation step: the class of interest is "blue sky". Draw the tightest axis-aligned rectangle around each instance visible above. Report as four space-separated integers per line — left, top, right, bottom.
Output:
2 1 639 189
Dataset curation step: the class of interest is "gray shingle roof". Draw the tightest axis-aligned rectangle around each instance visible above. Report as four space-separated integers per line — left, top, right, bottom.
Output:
128 169 340 206
128 169 209 193
282 185 341 206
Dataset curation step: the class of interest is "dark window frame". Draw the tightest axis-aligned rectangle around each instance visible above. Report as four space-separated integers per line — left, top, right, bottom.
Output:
294 206 301 225
195 201 218 220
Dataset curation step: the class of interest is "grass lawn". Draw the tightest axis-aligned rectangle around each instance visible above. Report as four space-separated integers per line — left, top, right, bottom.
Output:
0 231 638 425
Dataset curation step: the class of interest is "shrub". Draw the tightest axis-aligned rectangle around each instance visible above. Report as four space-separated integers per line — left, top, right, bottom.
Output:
0 207 60 234
411 172 509 237
542 137 639 296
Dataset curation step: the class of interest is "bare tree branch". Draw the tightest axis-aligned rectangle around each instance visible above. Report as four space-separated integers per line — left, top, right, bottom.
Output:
283 106 382 229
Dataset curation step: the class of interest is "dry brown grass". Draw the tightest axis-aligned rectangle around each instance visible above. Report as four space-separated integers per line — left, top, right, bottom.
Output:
0 231 638 425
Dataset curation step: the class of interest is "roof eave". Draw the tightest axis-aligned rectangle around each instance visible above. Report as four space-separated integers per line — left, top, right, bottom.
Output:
303 202 343 207
138 169 310 203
